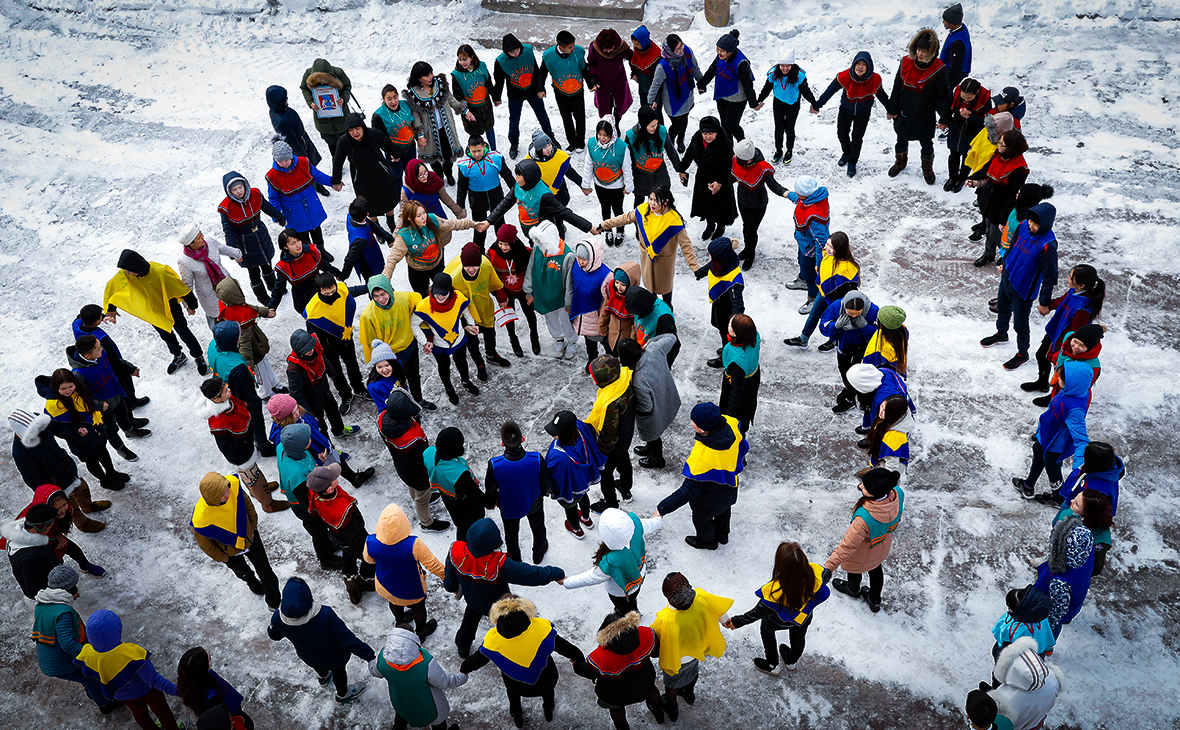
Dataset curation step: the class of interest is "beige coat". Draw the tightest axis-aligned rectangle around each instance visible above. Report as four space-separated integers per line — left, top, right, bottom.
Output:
600 209 698 295
363 504 445 607
193 473 257 563
823 490 901 574
382 218 479 277
598 260 641 348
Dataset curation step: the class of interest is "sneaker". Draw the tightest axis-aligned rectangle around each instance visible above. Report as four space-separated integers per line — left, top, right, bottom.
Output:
638 456 666 469
579 512 594 528
1003 353 1030 370
589 499 614 514
564 519 585 539
350 467 376 488
553 341 567 359
116 446 139 462
980 333 1009 348
166 352 187 375
195 356 209 376
131 417 149 428
475 364 489 381
783 336 808 348
832 399 857 414
337 425 361 438
562 342 577 360
339 393 355 415
771 150 783 164
1034 493 1064 507
335 683 366 704
82 563 106 577
634 442 651 456
416 618 438 641
818 340 837 352
99 700 123 715
318 670 333 687
1011 477 1035 499
419 399 438 411
779 645 797 671
797 299 814 315
784 277 808 291
127 428 152 439
783 151 793 165
837 153 847 167
753 657 780 675
706 357 723 368
422 518 451 532
461 380 480 395
315 183 331 197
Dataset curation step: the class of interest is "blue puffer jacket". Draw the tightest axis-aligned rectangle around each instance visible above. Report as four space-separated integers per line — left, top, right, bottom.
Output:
442 519 564 614
266 159 333 234
267 578 375 673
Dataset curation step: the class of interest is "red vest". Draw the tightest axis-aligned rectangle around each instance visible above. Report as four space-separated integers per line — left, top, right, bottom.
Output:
208 394 251 436
486 247 526 293
275 244 322 285
631 44 662 76
794 198 830 230
836 70 883 102
899 57 945 92
217 301 258 329
449 541 508 581
377 411 428 451
286 334 327 383
986 153 1029 184
217 189 264 226
308 488 357 531
265 157 315 196
731 157 776 189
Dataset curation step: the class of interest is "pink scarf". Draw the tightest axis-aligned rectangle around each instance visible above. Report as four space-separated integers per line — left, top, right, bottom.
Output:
184 242 227 286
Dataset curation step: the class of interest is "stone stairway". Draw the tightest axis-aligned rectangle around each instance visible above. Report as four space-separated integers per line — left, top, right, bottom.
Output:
472 0 692 51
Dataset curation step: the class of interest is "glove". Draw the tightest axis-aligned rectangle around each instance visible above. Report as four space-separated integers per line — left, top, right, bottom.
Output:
821 568 832 585
694 264 710 280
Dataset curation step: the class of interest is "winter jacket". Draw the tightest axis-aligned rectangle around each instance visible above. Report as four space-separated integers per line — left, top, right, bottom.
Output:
444 256 507 329
586 30 634 115
823 487 903 574
756 65 816 107
658 417 747 518
988 637 1063 730
266 157 332 234
266 86 322 165
1057 456 1122 544
818 295 879 353
720 333 760 428
286 338 339 416
378 393 431 492
1035 513 1094 629
677 129 737 225
699 51 756 105
4 520 58 599
573 613 658 708
331 117 401 214
625 123 681 197
215 277 271 369
564 237 609 336
369 628 466 727
971 153 1029 227
443 519 564 614
364 504 445 607
200 395 256 467
383 216 479 276
648 46 703 117
75 610 176 701
598 261 640 348
630 333 681 442
11 413 81 492
488 159 593 234
599 206 698 295
359 278 422 360
66 344 131 406
33 588 88 677
564 511 661 597
787 186 830 260
586 357 635 456
300 59 354 136
485 446 555 521
191 473 258 563
650 588 733 675
218 171 284 269
992 585 1055 657
267 579 375 673
886 29 951 140
1034 360 1090 463
732 148 787 208
177 237 241 316
813 51 890 117
493 37 544 102
940 24 973 88
947 83 992 153
1004 204 1059 305
267 243 332 314
404 77 467 164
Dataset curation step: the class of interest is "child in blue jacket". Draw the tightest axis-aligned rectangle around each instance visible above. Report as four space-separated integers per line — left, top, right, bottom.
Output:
819 291 879 412
753 50 817 165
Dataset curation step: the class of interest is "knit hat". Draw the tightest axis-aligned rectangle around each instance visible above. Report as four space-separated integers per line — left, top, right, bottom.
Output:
280 422 312 456
200 376 225 400
716 29 740 53
496 223 518 244
290 329 315 355
344 111 365 130
734 138 755 161
779 48 796 65
267 393 298 420
431 272 453 296
847 363 883 394
460 242 483 267
178 223 201 246
699 116 722 134
531 129 554 154
943 2 964 25
662 572 696 610
306 463 341 494
877 305 907 330
47 565 80 592
8 409 39 442
369 339 396 365
272 138 294 163
690 402 722 432
436 427 465 460
794 176 819 198
708 236 739 270
1073 324 1104 350
861 467 900 499
613 268 631 286
638 106 659 129
544 410 577 436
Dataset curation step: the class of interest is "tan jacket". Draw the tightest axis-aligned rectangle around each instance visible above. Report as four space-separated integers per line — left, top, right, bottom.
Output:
363 504 446 606
600 209 698 295
192 474 258 563
382 218 479 277
823 490 901 574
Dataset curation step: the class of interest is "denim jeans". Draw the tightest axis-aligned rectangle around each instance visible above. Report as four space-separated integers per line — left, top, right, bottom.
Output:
798 248 818 298
995 274 1034 354
801 293 832 339
55 668 107 707
507 96 555 147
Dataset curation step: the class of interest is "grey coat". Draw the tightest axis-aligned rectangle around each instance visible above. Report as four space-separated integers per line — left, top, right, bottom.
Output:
647 55 703 117
632 333 681 442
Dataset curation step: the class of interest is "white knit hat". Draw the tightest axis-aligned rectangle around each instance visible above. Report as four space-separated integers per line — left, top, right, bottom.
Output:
847 364 883 394
734 139 756 161
178 223 201 246
780 48 796 65
794 176 819 197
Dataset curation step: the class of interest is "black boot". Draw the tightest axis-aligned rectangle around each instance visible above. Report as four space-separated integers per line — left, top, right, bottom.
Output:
530 330 542 355
508 332 525 358
252 280 271 306
638 439 666 469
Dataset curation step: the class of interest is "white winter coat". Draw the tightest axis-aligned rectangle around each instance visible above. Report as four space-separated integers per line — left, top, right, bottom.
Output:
177 236 242 316
990 637 1063 730
563 510 662 596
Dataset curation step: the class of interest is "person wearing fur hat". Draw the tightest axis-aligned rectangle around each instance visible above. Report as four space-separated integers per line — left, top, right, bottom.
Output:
754 50 817 165
3 504 64 599
41 369 131 491
784 175 830 305
191 471 282 609
625 108 682 211
521 221 579 359
456 136 515 246
811 51 891 178
694 236 745 367
376 391 450 532
198 377 284 513
824 467 904 613
453 45 498 152
9 408 110 529
276 422 342 570
862 304 909 377
991 584 1056 661
300 58 354 157
648 35 703 151
365 503 448 638
266 140 339 259
730 138 787 269
698 29 756 141
267 577 374 704
267 392 374 490
73 609 184 729
176 224 242 332
306 464 377 605
445 518 565 657
595 184 698 306
886 28 951 184
286 329 359 439
104 249 206 376
265 84 327 193
487 223 543 356
566 237 612 362
580 118 635 248
573 610 665 729
785 231 861 345
218 171 287 304
617 335 679 468
368 624 468 730
984 637 1063 730
564 507 661 613
545 410 606 539
414 273 486 405
207 321 273 456
359 275 434 410
724 541 830 674
967 129 1030 266
847 362 916 438
213 278 283 397
445 242 512 367
940 3 972 87
587 29 635 121
332 113 401 226
655 403 749 550
539 31 592 150
459 594 586 728
598 262 641 355
820 292 881 412
676 116 737 242
493 34 556 160
649 572 733 720
486 420 556 564
33 565 121 713
424 427 487 541
585 355 636 512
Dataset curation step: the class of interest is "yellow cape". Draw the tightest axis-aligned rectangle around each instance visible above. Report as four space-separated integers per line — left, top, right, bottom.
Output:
103 263 192 331
650 588 734 675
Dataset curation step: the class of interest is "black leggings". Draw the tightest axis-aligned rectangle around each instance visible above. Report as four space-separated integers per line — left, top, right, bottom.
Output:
595 186 625 220
431 160 454 183
716 99 747 141
738 202 766 255
845 565 884 603
772 98 802 154
1025 441 1064 488
389 597 429 633
947 151 970 180
504 291 539 343
81 443 117 482
306 227 325 256
1033 334 1053 385
600 449 633 507
668 114 689 148
836 346 867 403
153 298 203 358
760 614 811 665
609 590 640 614
836 109 870 164
64 538 93 571
246 264 277 303
408 262 446 297
433 340 483 390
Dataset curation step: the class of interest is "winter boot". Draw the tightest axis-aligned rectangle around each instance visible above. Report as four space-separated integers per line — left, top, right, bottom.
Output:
508 332 525 358
461 380 481 396
244 575 266 595
345 575 363 605
638 439 666 469
444 384 460 405
1021 378 1050 393
837 153 847 167
251 281 270 306
887 152 908 177
530 330 542 355
194 355 209 376
71 483 111 514
846 162 857 177
921 156 936 185
70 494 105 532
315 183 331 197
475 363 489 381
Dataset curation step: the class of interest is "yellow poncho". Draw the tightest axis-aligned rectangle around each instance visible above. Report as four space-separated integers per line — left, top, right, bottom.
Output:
103 263 192 331
650 588 733 675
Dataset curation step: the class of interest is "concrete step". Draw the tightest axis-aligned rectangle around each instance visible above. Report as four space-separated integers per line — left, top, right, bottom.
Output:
481 0 646 21
471 10 693 51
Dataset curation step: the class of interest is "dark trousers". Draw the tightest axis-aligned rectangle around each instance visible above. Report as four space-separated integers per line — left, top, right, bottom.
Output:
290 497 339 563
505 290 540 347
504 500 548 563
225 535 280 595
798 248 819 298
153 299 203 358
456 604 484 655
317 665 350 697
338 538 377 580
434 340 483 391
390 598 429 635
894 134 934 159
1033 334 1053 385
247 264 277 305
947 151 970 181
64 538 91 571
982 221 1002 258
995 275 1034 355
125 688 180 730
692 506 731 545
554 90 587 148
561 494 591 527
507 96 555 147
81 442 118 484
668 114 689 148
772 98 802 154
760 613 811 665
407 262 445 297
836 109 871 164
836 345 867 403
306 226 326 258
738 202 766 257
320 335 365 398
845 565 884 603
1025 441 1064 488
600 449 633 508
596 186 625 220
467 187 505 246
309 395 345 437
609 590 640 614
480 325 502 357
394 341 425 403
716 99 747 141
56 667 108 707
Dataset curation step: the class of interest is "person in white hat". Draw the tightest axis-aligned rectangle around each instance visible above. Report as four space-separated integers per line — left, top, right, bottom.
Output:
176 223 243 331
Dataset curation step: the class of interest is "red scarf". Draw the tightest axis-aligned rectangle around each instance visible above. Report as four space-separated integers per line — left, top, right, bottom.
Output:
794 198 830 229
275 244 322 284
265 157 314 195
309 488 357 531
836 69 882 101
287 334 327 383
377 411 427 450
603 282 629 319
429 293 457 313
449 541 508 581
183 242 227 287
986 153 1029 184
208 394 252 436
217 189 264 226
587 626 656 676
731 157 776 189
405 159 445 195
899 57 945 91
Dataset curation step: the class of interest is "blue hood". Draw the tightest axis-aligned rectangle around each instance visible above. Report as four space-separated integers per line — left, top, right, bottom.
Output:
1061 360 1092 398
1011 585 1051 624
850 51 874 79
222 171 249 200
631 25 651 49
280 578 314 618
466 518 503 557
87 609 124 652
1027 203 1056 233
805 187 829 205
213 321 240 353
265 85 288 113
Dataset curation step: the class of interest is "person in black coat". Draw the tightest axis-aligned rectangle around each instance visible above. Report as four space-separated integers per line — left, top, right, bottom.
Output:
694 236 745 368
623 287 680 368
429 427 487 541
719 314 760 435
730 139 787 269
286 330 353 439
3 505 62 599
573 611 664 729
218 172 287 305
10 409 111 523
676 116 736 241
943 78 991 193
331 113 402 229
377 391 450 532
886 28 951 184
265 85 330 198
967 129 1030 266
487 159 594 238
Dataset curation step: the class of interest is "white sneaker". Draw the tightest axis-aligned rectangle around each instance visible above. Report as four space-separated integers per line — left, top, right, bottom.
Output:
563 340 577 359
553 340 567 359
798 299 815 315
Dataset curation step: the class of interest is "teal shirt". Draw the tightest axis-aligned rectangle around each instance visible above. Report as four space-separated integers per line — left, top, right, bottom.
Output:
541 45 586 96
276 442 316 503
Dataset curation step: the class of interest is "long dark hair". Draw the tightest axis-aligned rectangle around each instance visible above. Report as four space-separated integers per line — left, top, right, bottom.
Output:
456 44 481 72
1070 264 1105 320
367 358 408 387
400 201 441 238
1079 489 1114 532
772 63 802 84
176 647 217 716
770 542 815 612
1081 441 1116 475
827 231 859 268
49 369 95 421
866 395 909 463
880 327 908 377
593 542 611 566
999 129 1028 158
408 61 434 90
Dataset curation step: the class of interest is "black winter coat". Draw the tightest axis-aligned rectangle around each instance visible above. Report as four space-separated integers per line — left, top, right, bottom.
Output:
887 60 951 141
971 163 1030 226
12 434 79 490
8 540 60 599
678 133 736 225
266 85 323 166
331 126 401 214
287 358 339 415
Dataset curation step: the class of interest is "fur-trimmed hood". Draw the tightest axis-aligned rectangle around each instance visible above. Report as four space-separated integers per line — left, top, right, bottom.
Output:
1049 514 1093 574
907 28 941 60
306 66 343 90
2 519 49 554
994 636 1064 692
489 593 536 625
10 411 51 448
196 395 233 419
596 610 642 649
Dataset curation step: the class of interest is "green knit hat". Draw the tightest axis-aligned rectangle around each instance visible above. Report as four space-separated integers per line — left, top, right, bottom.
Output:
877 305 906 330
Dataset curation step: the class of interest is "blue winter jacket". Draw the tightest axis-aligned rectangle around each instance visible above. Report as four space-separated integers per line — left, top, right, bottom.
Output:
266 158 333 234
1004 203 1058 304
267 579 375 673
443 519 564 614
1035 360 1091 462
786 187 830 262
85 611 177 701
1057 456 1123 516
818 299 879 353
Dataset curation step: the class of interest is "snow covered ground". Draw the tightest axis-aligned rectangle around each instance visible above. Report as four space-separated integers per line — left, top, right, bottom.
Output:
1 0 1179 728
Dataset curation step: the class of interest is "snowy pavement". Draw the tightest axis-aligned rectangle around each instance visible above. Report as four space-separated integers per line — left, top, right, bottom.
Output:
1 1 1178 728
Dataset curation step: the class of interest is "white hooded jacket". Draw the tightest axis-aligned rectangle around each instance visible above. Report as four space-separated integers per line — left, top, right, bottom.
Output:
990 636 1063 730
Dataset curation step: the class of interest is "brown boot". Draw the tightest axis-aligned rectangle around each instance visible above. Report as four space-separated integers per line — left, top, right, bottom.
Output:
241 469 274 512
921 156 936 185
70 500 106 533
265 481 280 493
71 481 111 513
887 152 908 177
345 576 363 605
